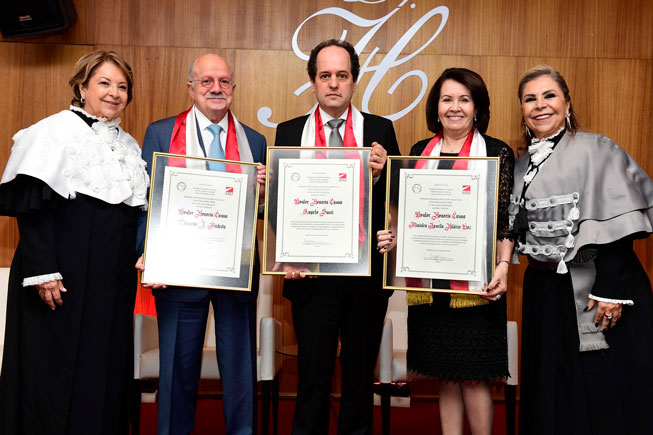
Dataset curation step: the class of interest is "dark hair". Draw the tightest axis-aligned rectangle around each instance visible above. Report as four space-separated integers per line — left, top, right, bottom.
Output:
307 39 360 82
425 68 490 134
517 65 578 143
69 50 134 107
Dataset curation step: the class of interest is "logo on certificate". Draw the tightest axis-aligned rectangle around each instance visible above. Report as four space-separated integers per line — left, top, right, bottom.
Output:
176 182 187 191
462 185 471 194
225 186 234 195
412 183 422 193
291 172 300 182
339 173 347 181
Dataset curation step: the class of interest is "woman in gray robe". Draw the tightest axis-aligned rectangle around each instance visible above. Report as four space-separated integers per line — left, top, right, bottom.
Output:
511 65 653 435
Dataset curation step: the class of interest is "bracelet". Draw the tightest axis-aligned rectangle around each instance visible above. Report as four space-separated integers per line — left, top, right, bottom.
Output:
496 260 510 267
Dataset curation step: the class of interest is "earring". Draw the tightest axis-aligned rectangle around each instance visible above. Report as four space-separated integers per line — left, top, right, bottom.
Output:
436 117 441 124
565 111 571 128
524 121 531 138
80 97 86 104
474 115 477 123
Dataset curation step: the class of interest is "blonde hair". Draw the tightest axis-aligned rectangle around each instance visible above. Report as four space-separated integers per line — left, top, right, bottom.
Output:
69 50 134 107
518 65 578 143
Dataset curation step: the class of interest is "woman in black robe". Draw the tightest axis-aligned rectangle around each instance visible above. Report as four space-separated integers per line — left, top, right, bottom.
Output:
0 51 148 434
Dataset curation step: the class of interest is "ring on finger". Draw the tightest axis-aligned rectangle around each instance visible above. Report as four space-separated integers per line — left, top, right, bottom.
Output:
495 294 501 300
606 315 613 320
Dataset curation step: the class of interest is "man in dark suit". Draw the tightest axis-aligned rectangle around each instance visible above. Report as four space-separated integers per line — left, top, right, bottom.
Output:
136 54 266 435
274 40 399 435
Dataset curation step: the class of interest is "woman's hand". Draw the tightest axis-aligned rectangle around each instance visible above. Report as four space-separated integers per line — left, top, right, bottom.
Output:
587 299 622 330
376 229 396 254
480 262 509 301
36 279 66 310
135 255 167 289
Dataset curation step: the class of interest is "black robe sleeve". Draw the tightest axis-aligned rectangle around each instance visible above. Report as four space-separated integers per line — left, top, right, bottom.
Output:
591 237 641 301
0 175 62 281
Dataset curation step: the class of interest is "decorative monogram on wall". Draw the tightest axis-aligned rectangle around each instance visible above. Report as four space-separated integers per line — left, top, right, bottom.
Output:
257 0 449 127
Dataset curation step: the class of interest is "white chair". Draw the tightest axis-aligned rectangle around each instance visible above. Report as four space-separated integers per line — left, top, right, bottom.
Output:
375 291 519 435
132 272 282 435
0 267 10 369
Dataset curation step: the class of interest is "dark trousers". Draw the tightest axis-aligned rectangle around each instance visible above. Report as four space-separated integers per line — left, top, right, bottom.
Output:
287 276 389 435
155 291 257 435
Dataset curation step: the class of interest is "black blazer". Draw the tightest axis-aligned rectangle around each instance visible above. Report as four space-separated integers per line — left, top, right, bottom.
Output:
274 112 400 293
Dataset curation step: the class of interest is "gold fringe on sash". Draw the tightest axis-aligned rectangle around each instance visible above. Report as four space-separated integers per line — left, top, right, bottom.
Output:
449 293 489 308
406 291 489 308
406 291 434 306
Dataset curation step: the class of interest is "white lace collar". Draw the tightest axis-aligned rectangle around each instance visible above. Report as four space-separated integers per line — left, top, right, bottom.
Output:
1 109 148 208
527 126 565 166
69 105 122 127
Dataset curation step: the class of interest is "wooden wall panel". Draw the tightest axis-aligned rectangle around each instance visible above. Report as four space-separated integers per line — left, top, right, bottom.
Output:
87 0 653 59
0 42 91 265
2 0 651 59
1 0 652 399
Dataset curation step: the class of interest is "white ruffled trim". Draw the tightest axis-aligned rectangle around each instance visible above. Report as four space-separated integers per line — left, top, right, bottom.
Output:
70 105 121 127
1 109 148 207
589 294 634 306
22 272 63 287
529 125 566 146
523 126 566 185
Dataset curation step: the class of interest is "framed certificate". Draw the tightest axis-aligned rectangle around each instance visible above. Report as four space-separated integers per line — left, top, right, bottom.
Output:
141 153 260 291
263 146 372 276
382 156 500 293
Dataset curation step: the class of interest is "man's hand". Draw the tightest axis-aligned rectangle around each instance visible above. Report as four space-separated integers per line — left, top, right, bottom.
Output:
135 255 167 289
369 142 388 178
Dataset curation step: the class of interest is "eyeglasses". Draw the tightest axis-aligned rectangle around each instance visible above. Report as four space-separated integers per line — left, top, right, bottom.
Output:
190 76 235 89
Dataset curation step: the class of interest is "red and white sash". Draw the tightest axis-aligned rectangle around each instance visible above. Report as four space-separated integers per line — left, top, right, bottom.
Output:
168 107 253 172
307 106 366 246
410 129 488 292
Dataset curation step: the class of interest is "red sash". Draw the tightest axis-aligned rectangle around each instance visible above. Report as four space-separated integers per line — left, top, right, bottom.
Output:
414 129 473 170
314 107 365 246
408 129 475 291
169 108 242 173
134 275 157 317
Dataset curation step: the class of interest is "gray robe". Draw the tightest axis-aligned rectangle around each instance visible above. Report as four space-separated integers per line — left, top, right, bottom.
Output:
510 130 653 351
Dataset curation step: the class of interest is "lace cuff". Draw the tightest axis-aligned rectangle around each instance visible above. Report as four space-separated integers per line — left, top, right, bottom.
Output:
589 294 634 306
22 272 63 287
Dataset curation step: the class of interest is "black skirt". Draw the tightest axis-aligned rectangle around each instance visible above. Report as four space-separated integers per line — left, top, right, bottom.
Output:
519 254 653 435
0 177 138 435
407 292 508 382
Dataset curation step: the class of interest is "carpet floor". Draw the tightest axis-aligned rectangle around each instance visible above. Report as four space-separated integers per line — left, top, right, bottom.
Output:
135 397 518 434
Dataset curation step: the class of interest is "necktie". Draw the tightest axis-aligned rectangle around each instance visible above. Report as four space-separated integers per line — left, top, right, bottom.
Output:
327 118 345 147
326 118 345 158
207 124 225 171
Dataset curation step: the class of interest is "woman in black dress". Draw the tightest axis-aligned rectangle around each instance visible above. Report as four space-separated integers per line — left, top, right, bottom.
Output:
511 65 653 435
0 51 148 434
377 68 514 434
